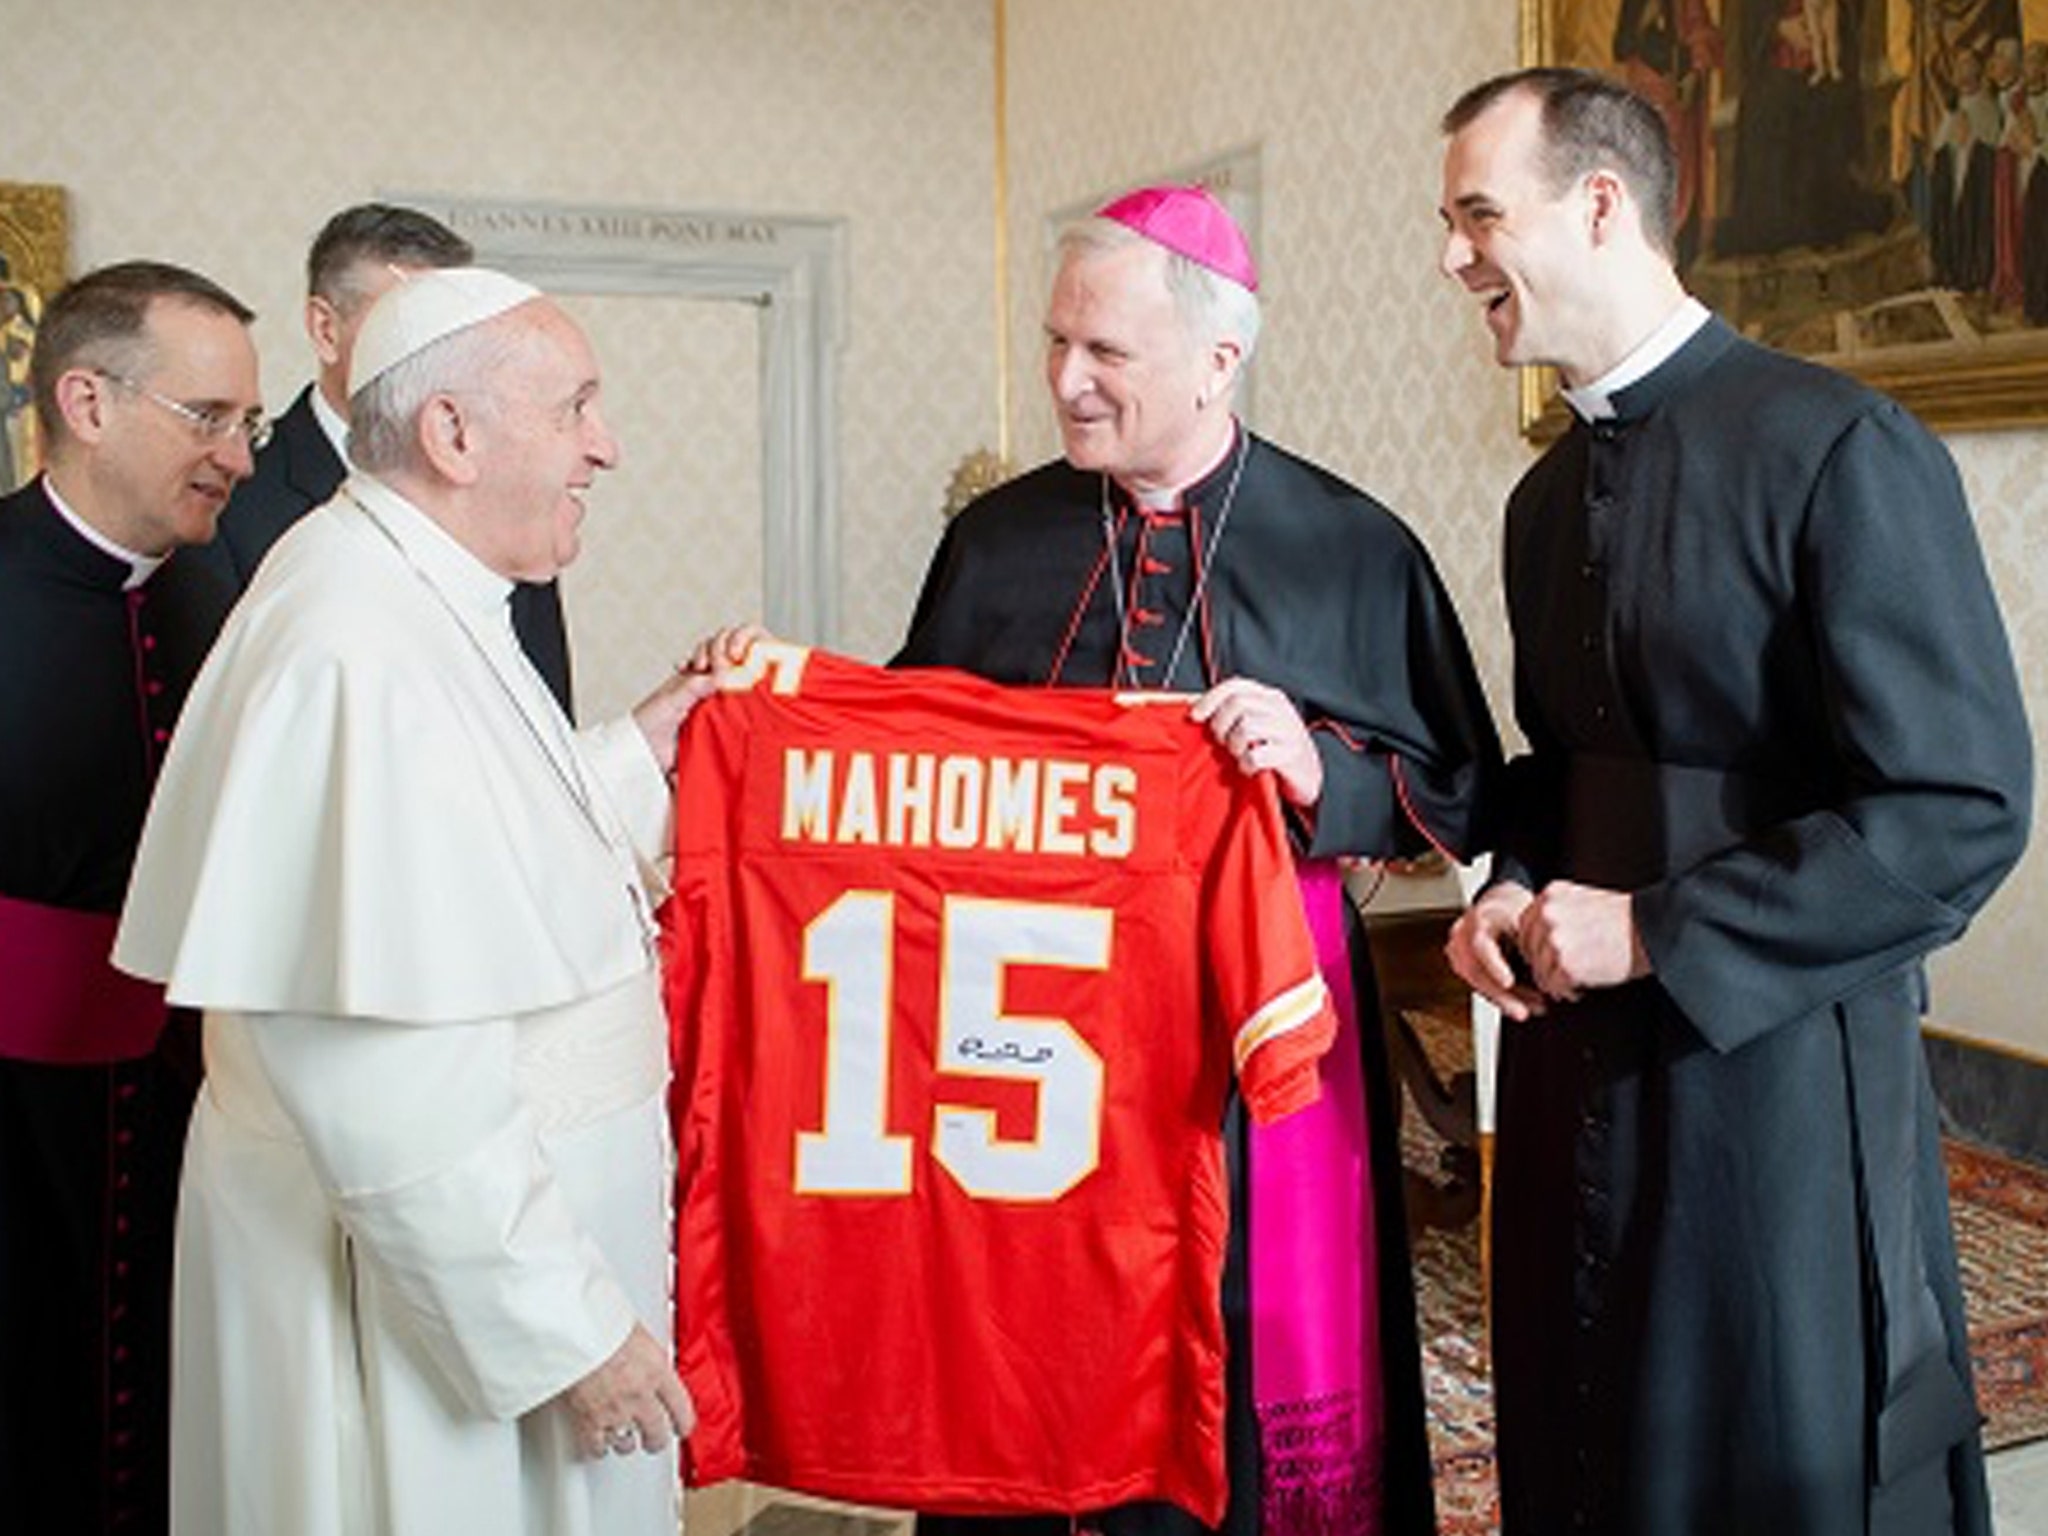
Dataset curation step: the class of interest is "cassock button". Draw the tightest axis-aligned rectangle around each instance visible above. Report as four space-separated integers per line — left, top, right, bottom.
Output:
141 634 157 651
152 728 169 745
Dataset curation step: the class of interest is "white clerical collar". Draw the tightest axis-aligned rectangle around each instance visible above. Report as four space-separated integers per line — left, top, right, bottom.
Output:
311 385 351 465
343 472 514 621
1562 297 1711 422
1120 423 1241 511
40 474 167 590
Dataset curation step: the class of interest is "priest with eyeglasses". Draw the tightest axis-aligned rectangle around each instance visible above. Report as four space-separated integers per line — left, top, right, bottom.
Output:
0 259 264 1536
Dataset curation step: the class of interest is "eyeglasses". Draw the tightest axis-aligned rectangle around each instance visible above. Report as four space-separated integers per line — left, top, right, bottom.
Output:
97 370 273 452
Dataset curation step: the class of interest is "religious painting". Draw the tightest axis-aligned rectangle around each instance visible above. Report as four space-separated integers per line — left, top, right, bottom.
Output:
0 182 67 492
1520 0 2048 437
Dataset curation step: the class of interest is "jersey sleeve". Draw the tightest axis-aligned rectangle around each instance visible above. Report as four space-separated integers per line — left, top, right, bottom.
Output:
1200 766 1337 1124
661 693 749 1482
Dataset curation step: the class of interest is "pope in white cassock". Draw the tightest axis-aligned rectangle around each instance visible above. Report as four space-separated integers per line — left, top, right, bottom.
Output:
114 267 714 1536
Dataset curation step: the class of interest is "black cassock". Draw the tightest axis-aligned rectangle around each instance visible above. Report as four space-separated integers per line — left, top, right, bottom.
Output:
1491 317 2031 1535
0 479 235 1534
898 430 1501 1536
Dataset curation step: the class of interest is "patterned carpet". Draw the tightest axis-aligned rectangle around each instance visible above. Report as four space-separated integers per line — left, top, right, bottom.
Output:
1399 1021 2048 1536
1949 1140 2048 1451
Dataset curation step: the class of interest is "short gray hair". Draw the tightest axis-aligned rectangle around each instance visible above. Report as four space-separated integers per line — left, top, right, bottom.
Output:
347 315 525 476
1057 215 1262 364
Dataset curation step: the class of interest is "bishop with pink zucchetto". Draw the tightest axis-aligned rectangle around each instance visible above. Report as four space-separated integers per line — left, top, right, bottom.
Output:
896 183 1502 1536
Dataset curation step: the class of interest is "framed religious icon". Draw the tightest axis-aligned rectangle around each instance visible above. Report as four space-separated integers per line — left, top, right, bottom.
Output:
1519 0 2048 439
0 182 67 492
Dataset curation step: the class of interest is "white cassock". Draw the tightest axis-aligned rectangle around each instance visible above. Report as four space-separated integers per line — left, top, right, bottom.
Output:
115 475 679 1536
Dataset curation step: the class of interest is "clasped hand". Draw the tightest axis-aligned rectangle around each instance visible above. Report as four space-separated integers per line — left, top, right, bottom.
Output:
1445 879 1649 1021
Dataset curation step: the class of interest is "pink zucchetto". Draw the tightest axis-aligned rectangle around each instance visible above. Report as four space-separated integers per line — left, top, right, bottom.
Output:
1095 184 1259 293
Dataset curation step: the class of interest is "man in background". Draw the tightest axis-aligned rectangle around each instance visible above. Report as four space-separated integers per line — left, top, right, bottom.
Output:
0 260 263 1534
1440 67 2031 1534
198 202 575 710
898 183 1499 1536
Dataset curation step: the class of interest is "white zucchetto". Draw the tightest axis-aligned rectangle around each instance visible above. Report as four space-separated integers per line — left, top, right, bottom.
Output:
349 266 542 395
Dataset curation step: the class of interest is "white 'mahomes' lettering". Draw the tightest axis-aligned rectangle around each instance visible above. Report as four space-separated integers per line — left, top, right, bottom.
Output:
781 748 1139 857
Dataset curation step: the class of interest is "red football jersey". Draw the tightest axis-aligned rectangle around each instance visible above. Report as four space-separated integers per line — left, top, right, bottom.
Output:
664 643 1336 1522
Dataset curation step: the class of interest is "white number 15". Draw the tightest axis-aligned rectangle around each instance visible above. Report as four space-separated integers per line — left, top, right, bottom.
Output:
795 891 1109 1203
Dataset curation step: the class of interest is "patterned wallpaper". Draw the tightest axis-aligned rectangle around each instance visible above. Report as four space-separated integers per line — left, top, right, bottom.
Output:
5 0 2043 1053
558 294 764 724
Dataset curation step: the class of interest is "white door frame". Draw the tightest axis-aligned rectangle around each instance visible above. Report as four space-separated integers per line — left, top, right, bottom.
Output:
388 193 847 644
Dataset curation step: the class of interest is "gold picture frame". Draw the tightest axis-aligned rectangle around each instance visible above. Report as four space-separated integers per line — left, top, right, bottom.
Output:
0 181 68 491
1519 0 2048 440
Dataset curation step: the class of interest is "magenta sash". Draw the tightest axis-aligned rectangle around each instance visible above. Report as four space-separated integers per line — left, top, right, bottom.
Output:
0 892 168 1062
1248 861 1385 1534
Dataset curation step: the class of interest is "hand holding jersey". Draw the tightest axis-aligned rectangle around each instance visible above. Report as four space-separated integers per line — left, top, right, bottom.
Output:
1189 676 1325 810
